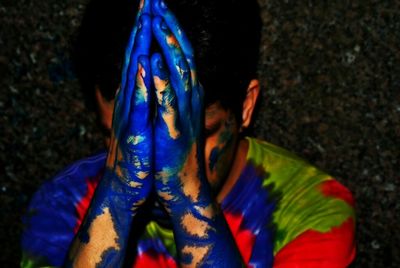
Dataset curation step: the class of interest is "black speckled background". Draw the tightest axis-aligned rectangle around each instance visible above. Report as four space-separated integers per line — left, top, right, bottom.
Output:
0 0 398 266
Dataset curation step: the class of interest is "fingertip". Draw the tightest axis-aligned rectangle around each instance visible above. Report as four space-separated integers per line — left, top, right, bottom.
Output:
153 16 170 33
154 0 169 16
138 14 152 37
151 54 169 90
138 55 149 64
138 55 149 69
159 0 168 10
141 0 151 14
151 0 162 15
151 53 164 72
137 55 151 86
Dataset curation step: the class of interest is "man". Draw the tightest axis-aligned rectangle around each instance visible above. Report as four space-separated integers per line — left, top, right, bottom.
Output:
21 0 356 267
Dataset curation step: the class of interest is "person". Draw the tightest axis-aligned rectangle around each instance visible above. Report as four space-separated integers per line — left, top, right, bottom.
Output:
21 0 356 267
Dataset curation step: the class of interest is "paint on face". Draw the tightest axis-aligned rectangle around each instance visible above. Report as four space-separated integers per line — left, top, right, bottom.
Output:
204 103 240 191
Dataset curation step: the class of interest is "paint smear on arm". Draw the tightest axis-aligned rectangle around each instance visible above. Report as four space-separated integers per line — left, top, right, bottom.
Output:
70 207 120 267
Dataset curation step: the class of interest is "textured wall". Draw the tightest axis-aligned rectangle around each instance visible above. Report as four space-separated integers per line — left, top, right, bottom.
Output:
0 0 398 266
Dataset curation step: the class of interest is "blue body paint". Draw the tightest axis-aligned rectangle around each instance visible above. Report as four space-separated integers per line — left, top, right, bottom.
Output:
68 0 245 266
67 1 154 265
151 0 244 266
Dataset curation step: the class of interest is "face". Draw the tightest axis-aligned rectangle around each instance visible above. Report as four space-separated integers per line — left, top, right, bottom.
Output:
203 102 240 193
96 92 241 193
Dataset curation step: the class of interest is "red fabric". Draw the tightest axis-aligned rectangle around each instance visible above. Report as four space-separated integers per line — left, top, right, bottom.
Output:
320 180 355 207
133 250 177 268
73 174 102 233
273 218 356 268
223 211 257 265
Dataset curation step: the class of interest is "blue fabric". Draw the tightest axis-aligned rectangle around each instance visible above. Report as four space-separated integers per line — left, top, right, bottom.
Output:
21 151 106 266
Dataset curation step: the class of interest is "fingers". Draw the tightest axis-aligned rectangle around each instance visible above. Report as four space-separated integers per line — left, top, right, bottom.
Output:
128 55 152 134
152 0 198 85
151 53 180 140
120 0 152 91
123 14 152 120
151 0 195 66
152 16 191 115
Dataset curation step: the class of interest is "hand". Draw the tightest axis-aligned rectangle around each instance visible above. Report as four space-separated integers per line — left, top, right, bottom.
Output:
151 10 205 214
150 0 243 266
67 1 153 266
106 13 153 213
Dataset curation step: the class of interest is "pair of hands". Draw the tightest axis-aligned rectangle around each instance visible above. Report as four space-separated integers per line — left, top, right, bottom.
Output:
106 0 206 215
72 2 243 265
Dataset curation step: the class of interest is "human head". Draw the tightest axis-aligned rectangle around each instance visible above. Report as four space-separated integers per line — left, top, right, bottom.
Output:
73 0 262 191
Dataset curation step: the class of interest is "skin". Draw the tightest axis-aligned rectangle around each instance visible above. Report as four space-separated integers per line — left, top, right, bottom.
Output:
150 1 243 263
67 0 154 266
70 0 261 266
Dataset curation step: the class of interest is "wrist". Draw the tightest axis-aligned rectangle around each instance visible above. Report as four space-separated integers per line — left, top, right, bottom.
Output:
101 169 148 213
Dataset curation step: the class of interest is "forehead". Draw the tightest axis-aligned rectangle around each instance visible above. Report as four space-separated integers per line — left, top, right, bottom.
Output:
205 102 231 126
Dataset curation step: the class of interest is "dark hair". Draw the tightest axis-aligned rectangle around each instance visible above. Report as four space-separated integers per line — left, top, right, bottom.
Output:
73 0 262 120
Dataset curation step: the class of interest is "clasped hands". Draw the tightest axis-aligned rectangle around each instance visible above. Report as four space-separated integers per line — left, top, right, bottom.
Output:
106 0 208 216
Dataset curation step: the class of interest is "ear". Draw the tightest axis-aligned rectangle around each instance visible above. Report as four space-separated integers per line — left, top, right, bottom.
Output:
241 79 260 129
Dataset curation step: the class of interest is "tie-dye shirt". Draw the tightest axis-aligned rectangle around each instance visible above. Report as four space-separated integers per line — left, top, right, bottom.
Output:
21 137 355 267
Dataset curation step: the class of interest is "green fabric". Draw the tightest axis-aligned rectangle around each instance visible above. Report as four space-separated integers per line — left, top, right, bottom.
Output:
246 137 354 254
21 253 54 268
144 221 176 257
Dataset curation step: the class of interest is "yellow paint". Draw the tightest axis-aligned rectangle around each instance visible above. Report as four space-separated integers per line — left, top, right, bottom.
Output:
129 181 142 188
127 135 145 145
71 207 120 267
131 197 146 212
155 169 171 185
135 171 149 180
181 245 210 267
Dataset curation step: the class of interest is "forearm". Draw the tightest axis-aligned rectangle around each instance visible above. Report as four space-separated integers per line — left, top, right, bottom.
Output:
66 169 141 267
164 175 244 267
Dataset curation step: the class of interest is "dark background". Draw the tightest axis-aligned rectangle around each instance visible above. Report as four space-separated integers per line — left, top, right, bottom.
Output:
0 0 398 266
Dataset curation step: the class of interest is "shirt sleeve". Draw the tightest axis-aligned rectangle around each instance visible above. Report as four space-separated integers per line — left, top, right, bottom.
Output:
21 152 106 267
273 180 356 268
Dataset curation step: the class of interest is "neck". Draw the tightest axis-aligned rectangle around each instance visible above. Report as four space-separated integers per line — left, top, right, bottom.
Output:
216 138 249 203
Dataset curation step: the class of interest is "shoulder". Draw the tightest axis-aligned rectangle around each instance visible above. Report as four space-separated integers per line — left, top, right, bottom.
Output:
21 151 107 267
32 151 106 201
246 138 355 261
